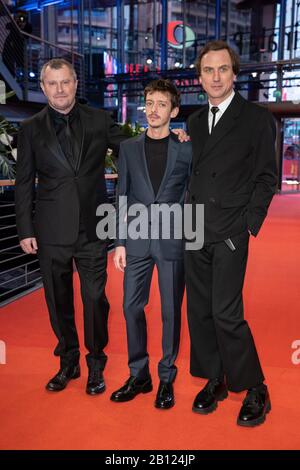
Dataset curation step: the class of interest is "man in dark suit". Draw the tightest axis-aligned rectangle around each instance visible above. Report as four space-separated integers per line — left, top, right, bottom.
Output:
185 41 277 426
110 80 192 409
15 58 125 395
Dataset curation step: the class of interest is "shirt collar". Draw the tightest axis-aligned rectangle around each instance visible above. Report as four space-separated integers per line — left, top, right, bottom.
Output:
208 90 235 114
48 102 78 121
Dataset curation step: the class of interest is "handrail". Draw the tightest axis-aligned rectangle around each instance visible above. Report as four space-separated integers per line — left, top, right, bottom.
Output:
0 0 85 100
0 0 19 30
0 170 117 306
242 58 300 67
0 0 83 59
21 31 84 59
0 174 118 187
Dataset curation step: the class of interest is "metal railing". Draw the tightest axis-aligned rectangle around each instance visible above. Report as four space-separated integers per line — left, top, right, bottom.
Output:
0 0 85 101
0 175 118 306
0 189 42 306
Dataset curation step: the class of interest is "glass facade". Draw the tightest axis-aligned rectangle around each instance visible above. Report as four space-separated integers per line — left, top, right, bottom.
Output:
11 1 299 112
282 118 300 192
25 1 251 72
5 0 300 192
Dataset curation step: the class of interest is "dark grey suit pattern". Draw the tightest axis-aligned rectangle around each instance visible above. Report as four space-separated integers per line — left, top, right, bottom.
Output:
116 132 192 382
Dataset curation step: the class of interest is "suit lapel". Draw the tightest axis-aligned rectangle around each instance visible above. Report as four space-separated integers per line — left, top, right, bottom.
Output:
40 108 73 172
201 92 245 162
193 106 209 167
156 134 179 200
39 104 88 173
76 104 88 171
39 107 74 173
135 132 155 200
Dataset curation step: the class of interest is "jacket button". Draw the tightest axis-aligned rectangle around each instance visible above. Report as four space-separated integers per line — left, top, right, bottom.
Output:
194 170 200 176
209 197 216 203
212 172 217 178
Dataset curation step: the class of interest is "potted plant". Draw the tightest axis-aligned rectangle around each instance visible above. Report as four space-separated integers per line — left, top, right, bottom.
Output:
0 115 18 180
105 121 144 194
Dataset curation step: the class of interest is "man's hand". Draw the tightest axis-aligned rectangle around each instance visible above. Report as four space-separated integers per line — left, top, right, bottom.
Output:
172 128 190 142
114 246 126 272
20 237 38 254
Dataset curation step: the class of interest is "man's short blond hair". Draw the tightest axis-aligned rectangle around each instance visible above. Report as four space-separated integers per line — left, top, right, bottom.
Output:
40 58 77 83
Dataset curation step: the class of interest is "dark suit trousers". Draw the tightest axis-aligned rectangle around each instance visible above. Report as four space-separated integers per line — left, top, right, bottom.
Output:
123 246 185 383
38 223 109 370
185 230 264 392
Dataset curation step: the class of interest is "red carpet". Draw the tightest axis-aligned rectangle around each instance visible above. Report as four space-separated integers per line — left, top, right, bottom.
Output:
0 194 300 450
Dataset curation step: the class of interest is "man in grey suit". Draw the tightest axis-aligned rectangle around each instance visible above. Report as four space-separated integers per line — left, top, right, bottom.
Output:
110 79 192 409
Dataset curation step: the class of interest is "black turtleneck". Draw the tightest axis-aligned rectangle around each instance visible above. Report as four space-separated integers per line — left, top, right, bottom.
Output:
48 102 82 170
145 133 169 196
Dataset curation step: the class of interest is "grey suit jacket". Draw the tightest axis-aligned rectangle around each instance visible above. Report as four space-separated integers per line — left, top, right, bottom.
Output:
115 131 192 260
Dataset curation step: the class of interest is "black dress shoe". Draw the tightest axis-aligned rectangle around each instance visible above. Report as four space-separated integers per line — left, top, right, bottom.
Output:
192 379 228 414
237 384 271 427
155 381 174 409
110 376 153 402
86 369 106 395
46 364 80 392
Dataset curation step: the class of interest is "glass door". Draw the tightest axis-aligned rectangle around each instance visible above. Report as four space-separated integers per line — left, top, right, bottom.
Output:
281 118 300 193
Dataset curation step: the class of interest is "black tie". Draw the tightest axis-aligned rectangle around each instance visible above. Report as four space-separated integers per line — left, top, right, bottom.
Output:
211 106 219 133
64 114 79 169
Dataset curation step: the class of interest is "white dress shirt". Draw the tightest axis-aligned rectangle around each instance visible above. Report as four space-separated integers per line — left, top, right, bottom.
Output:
208 91 235 134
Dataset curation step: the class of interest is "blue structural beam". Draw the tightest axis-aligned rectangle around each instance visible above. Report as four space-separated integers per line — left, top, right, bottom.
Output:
278 0 287 60
116 0 124 74
161 0 168 70
215 0 222 40
16 1 68 11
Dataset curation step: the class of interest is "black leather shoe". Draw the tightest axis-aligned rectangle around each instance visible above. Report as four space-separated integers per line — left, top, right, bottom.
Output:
155 381 174 409
86 369 106 395
46 364 80 392
192 379 228 414
237 384 271 427
110 376 153 402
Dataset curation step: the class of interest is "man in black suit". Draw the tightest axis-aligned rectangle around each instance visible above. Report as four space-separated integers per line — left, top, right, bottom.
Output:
110 80 192 409
15 58 125 395
186 41 277 426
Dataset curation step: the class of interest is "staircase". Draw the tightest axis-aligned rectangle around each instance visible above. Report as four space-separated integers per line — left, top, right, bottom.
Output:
0 0 85 103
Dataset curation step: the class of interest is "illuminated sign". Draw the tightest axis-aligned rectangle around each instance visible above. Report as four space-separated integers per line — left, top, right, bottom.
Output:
16 1 65 11
167 21 195 49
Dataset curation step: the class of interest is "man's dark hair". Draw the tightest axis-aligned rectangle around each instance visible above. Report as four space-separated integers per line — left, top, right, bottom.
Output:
195 40 240 76
144 79 181 109
40 58 77 83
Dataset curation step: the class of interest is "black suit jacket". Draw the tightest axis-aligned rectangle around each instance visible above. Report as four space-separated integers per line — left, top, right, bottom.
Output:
115 132 192 260
187 92 278 243
15 104 125 245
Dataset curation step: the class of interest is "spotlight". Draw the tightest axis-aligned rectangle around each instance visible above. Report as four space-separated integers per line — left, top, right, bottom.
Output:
29 72 35 78
146 58 153 65
174 62 181 68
